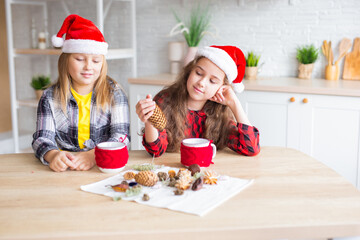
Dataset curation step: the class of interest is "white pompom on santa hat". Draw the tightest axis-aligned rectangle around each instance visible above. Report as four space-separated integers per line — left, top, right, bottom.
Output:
52 14 108 55
196 45 246 93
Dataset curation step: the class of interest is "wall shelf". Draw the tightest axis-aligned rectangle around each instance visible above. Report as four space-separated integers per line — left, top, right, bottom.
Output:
15 48 62 55
17 99 38 108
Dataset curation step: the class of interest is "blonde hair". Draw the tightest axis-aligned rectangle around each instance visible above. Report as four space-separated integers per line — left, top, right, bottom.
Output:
155 56 234 152
53 53 116 113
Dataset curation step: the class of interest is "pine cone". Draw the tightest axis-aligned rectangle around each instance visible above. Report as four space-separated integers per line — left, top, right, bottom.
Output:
134 171 159 187
148 104 167 131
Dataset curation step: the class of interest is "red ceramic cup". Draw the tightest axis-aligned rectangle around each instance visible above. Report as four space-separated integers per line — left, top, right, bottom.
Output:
95 142 128 173
180 138 216 167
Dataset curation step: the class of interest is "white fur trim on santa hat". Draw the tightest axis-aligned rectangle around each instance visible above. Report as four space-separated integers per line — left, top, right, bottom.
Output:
232 82 244 93
52 35 64 48
196 46 237 81
62 39 108 55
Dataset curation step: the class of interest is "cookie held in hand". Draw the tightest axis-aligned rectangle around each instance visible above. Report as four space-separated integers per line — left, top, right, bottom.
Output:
148 104 167 131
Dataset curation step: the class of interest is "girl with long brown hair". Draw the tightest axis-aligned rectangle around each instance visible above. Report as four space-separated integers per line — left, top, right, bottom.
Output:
32 15 130 172
136 45 260 157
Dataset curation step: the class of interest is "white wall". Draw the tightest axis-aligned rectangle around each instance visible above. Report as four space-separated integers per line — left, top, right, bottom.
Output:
136 0 360 79
8 0 360 149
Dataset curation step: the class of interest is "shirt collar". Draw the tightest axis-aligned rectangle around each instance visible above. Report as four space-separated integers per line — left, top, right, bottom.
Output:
188 109 206 117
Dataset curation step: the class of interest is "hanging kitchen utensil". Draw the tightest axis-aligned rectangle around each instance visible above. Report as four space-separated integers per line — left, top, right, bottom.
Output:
335 38 352 65
343 37 360 80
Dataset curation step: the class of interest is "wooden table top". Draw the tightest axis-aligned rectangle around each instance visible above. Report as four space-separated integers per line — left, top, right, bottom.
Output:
1 147 360 240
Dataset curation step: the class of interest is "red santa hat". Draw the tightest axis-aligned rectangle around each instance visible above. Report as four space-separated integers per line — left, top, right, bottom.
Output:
52 14 108 55
196 45 246 92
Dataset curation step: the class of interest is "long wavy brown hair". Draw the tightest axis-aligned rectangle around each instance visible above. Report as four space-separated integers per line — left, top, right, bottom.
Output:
156 56 234 152
53 53 116 114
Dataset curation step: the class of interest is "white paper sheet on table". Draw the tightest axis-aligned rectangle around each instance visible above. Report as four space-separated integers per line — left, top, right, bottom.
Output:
80 166 253 216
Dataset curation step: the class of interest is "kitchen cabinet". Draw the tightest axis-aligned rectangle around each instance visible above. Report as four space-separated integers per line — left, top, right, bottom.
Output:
5 0 137 152
238 90 360 188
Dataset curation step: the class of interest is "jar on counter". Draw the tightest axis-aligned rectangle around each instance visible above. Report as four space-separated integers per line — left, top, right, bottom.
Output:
38 32 46 49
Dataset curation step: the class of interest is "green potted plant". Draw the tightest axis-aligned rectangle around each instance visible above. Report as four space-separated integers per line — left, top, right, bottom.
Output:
170 4 212 66
296 44 319 79
245 51 261 80
30 75 51 100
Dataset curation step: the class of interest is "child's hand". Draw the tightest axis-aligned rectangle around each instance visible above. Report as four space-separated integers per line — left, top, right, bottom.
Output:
210 85 238 107
136 94 156 123
136 94 160 143
46 150 76 172
72 150 95 171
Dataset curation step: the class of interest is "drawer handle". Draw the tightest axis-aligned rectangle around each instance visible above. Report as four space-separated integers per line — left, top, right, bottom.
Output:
290 97 295 102
302 98 309 103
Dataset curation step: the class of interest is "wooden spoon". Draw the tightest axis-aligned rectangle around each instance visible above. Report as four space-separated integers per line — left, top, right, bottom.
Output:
335 38 352 65
328 41 332 65
322 40 328 61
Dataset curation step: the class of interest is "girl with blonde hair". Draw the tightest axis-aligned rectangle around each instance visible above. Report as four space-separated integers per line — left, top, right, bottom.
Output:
32 15 130 172
136 45 260 157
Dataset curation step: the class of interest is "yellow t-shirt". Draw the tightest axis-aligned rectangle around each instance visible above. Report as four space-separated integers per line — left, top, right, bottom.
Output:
71 88 92 149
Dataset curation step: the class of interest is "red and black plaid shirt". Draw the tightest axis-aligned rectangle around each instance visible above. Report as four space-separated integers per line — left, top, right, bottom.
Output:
143 93 260 157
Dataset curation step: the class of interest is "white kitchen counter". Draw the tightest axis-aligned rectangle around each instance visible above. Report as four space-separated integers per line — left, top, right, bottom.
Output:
128 74 360 97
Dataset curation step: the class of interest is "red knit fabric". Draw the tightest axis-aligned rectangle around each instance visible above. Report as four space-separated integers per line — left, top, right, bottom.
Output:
180 142 214 167
95 146 128 169
56 14 106 43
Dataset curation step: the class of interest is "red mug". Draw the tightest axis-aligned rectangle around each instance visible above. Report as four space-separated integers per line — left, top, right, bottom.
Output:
180 138 216 167
95 142 128 173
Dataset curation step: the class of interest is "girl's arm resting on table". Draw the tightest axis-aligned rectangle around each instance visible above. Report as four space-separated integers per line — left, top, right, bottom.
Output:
211 86 260 155
227 121 260 156
32 134 59 165
44 149 77 172
225 91 260 155
71 149 95 171
32 95 59 165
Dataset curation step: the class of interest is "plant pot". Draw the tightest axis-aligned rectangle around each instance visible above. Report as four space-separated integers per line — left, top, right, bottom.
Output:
35 90 43 100
245 66 258 80
168 41 185 74
298 63 314 79
325 64 340 80
183 47 198 67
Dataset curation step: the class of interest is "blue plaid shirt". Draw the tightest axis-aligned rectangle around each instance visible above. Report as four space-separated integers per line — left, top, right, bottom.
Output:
32 80 130 165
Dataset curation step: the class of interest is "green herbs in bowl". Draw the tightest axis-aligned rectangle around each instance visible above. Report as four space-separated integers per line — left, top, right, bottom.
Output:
30 75 51 90
245 51 261 67
296 44 319 64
